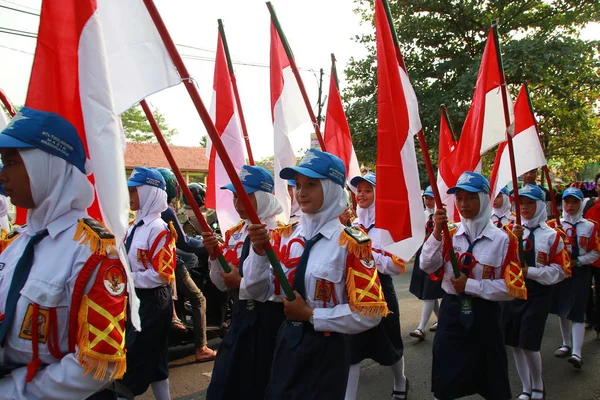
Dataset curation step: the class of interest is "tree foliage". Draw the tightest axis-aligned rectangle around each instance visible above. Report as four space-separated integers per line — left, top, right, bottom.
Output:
121 105 178 143
344 0 600 179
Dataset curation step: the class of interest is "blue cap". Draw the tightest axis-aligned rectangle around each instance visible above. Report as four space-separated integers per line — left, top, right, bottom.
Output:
127 167 166 191
423 185 434 198
447 172 490 194
221 165 274 194
280 149 346 187
0 107 87 174
350 171 376 187
562 187 583 201
518 184 544 201
287 179 296 188
500 187 509 196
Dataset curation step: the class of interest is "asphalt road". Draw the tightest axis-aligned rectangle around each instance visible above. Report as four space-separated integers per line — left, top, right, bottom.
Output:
140 262 600 400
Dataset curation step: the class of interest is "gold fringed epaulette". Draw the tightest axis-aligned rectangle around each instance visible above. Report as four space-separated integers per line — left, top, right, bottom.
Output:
274 221 298 238
447 222 457 238
74 218 115 255
339 226 372 259
168 221 178 243
0 228 20 254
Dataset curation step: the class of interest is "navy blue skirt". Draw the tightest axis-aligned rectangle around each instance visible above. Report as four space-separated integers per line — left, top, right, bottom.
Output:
207 300 284 400
550 264 592 322
265 321 349 400
409 247 444 300
350 273 403 365
432 295 511 400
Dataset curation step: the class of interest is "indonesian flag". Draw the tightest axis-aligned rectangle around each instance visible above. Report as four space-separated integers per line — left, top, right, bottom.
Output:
26 0 181 328
374 0 425 261
436 109 460 221
323 56 361 187
0 106 8 130
206 29 246 232
269 19 311 222
489 85 546 198
450 27 513 179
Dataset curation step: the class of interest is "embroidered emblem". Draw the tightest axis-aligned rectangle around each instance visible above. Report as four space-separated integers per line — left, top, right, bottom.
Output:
238 167 252 182
537 252 548 265
457 174 475 185
301 151 319 165
103 265 126 297
19 304 49 343
482 265 494 279
314 279 333 302
579 237 588 249
232 232 243 241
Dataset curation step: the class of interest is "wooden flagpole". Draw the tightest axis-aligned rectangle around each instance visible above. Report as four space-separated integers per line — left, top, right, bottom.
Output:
0 89 16 117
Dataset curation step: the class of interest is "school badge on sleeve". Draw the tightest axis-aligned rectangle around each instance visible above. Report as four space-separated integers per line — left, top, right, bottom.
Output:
536 252 548 265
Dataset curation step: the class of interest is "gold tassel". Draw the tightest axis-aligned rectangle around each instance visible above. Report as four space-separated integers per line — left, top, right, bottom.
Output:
168 221 178 242
391 256 406 274
503 264 528 300
275 222 294 238
339 230 372 259
345 265 390 317
74 220 115 255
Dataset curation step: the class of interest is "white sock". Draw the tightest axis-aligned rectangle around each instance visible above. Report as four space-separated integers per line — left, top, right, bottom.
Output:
559 317 572 347
418 300 435 331
572 321 585 357
344 364 361 400
390 356 406 392
524 350 543 399
151 378 171 400
512 347 531 395
433 299 440 318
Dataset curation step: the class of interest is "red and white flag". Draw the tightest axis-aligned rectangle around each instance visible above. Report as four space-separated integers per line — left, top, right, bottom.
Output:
450 27 513 179
324 56 361 187
269 19 311 222
27 0 181 327
436 109 460 221
374 0 425 261
0 107 8 130
489 85 546 198
206 29 246 232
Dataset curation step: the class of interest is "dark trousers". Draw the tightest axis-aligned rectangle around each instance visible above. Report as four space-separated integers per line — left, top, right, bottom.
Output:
586 267 600 332
176 249 207 347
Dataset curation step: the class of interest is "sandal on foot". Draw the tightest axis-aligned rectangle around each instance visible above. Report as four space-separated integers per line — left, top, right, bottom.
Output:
553 345 571 358
409 329 425 341
531 388 545 400
568 354 583 369
429 322 438 332
392 378 409 400
195 348 217 363
516 392 531 400
171 318 188 332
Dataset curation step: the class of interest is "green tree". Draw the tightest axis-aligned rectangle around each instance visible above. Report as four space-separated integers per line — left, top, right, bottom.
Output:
121 105 178 143
344 0 600 179
199 135 208 148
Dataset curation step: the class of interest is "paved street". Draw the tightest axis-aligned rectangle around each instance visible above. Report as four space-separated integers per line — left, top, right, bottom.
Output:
140 262 600 400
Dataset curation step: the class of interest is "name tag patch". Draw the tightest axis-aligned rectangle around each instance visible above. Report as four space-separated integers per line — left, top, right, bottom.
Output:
19 304 50 343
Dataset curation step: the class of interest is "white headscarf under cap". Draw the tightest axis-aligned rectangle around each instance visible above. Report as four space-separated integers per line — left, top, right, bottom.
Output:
301 179 347 239
522 199 547 229
492 193 512 220
460 192 493 239
254 190 283 230
20 148 94 234
135 184 168 222
562 196 584 225
356 186 376 228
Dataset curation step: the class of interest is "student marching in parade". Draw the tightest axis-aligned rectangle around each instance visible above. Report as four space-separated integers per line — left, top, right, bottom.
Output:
583 172 600 337
344 172 408 400
504 184 570 400
0 108 128 399
549 187 600 369
202 165 285 400
409 186 444 341
120 167 176 400
492 187 516 228
419 171 526 400
244 149 385 400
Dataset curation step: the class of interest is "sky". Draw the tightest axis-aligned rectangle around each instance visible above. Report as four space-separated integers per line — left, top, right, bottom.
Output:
0 1 598 161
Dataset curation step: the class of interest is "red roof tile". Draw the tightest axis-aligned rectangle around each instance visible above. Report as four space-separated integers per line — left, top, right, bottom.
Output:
124 142 208 172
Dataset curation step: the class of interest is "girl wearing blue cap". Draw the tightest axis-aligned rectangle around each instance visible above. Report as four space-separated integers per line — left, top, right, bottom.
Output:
0 108 128 399
243 149 385 400
408 186 444 341
420 171 526 400
120 167 176 400
202 165 285 400
504 184 569 400
344 172 408 400
549 187 600 369
492 188 516 228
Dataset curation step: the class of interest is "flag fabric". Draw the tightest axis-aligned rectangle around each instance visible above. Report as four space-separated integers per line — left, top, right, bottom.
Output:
205 29 247 232
269 20 311 222
26 0 181 328
450 27 513 179
373 0 425 261
0 106 8 130
489 85 547 198
436 109 460 221
323 58 361 187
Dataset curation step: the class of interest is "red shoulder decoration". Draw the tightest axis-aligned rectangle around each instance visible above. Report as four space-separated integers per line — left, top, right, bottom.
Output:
501 226 527 300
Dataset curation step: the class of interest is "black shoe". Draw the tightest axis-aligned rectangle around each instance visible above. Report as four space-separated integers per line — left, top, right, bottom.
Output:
568 354 583 369
409 329 425 341
392 378 409 400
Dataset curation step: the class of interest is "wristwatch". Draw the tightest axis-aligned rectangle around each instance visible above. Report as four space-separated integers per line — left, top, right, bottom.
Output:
308 310 314 325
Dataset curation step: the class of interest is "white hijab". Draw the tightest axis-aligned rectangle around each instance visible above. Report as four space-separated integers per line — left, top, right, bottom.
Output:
21 148 94 234
254 190 283 230
356 197 375 228
522 199 547 229
135 184 168 222
460 192 493 239
290 188 302 221
563 197 584 225
492 193 512 220
301 179 347 240
0 195 8 218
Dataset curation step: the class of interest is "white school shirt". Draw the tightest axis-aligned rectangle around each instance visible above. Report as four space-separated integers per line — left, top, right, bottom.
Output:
0 209 122 399
522 223 567 285
419 222 516 301
242 219 381 334
560 217 600 266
